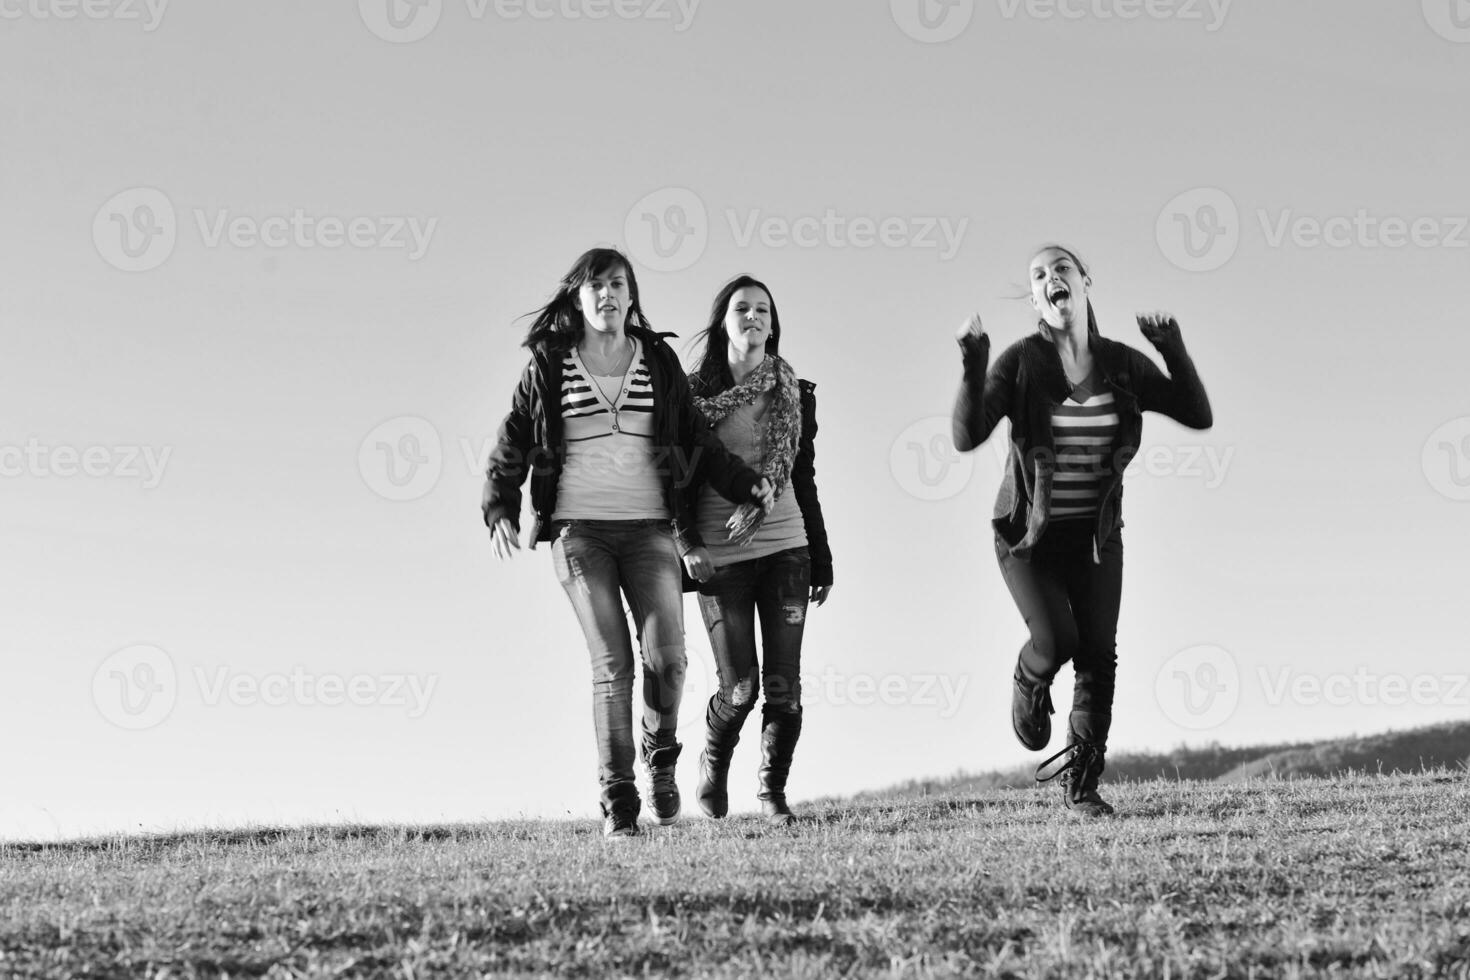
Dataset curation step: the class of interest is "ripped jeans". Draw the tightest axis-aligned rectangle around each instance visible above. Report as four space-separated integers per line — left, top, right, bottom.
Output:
551 519 686 805
695 547 810 718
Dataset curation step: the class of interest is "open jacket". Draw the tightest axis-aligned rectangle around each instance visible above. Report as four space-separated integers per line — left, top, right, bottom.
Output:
680 375 834 589
481 325 762 552
952 325 1212 563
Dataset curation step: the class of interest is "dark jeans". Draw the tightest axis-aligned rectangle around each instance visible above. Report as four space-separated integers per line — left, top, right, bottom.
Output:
551 519 686 805
695 547 810 719
995 521 1123 728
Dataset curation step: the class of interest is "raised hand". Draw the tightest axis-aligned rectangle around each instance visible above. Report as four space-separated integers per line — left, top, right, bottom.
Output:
1136 312 1182 349
955 311 986 344
489 518 521 560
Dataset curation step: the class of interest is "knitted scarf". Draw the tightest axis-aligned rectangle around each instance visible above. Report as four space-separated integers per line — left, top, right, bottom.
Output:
693 354 801 547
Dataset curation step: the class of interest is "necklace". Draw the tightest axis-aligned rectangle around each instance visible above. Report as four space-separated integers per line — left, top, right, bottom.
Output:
584 339 634 433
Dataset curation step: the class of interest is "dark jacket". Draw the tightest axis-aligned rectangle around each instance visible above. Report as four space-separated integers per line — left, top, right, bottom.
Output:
952 325 1212 562
481 325 762 552
680 375 834 589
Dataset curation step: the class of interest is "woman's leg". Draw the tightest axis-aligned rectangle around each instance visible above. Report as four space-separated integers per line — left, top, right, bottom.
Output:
752 547 811 823
694 558 760 817
1061 528 1124 806
995 532 1079 750
551 522 639 824
617 521 689 824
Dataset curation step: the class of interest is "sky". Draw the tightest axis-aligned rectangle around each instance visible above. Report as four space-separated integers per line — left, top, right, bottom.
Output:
3 0 1469 840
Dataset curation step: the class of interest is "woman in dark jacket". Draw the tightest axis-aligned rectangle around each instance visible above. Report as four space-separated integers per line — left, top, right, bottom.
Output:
680 275 833 825
952 244 1212 817
483 247 773 839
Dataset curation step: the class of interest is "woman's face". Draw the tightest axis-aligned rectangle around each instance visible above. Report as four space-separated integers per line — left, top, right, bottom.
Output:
1029 248 1088 328
723 286 772 357
575 265 632 335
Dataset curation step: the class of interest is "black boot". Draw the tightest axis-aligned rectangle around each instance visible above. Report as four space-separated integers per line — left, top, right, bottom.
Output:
1011 661 1054 751
696 696 751 819
757 705 803 825
1036 711 1114 818
641 727 682 826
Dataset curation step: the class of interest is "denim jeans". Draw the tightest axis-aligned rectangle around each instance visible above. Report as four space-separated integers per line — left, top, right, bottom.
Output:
695 547 811 719
551 519 686 805
995 521 1123 723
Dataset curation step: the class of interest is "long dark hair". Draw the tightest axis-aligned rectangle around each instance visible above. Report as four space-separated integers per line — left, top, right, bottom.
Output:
687 275 782 396
1033 242 1100 337
521 247 651 350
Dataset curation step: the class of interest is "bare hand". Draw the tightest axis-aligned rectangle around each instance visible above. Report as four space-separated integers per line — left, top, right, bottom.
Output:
751 477 776 512
810 584 832 607
683 546 715 584
489 518 521 560
955 312 986 344
1137 312 1182 349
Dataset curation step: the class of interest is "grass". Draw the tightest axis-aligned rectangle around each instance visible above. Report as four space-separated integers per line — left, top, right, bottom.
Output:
3 772 1469 978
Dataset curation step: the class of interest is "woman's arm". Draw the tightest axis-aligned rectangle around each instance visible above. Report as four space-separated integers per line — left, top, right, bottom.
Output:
1131 314 1213 430
481 362 537 555
792 380 833 595
951 318 1017 452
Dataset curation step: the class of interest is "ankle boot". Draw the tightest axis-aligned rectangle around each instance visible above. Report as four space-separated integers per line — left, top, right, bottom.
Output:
641 727 682 826
1011 660 1054 751
1036 710 1114 818
756 705 803 825
696 696 750 819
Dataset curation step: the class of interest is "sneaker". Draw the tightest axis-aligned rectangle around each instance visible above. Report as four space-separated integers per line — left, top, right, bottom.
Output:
1011 666 1054 751
646 742 682 826
602 808 641 839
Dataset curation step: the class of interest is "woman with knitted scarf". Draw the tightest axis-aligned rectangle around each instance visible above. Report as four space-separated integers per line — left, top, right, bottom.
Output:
681 275 834 825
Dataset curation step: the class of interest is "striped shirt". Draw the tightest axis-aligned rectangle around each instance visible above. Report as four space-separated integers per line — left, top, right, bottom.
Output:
1050 366 1120 521
552 338 668 520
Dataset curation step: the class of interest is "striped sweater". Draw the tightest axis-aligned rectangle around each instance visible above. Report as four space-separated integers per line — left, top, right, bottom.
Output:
1050 367 1120 520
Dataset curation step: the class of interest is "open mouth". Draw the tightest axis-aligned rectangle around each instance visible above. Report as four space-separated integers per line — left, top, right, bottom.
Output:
1047 285 1071 304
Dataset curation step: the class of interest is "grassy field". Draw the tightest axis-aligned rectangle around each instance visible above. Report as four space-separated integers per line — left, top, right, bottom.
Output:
3 772 1468 979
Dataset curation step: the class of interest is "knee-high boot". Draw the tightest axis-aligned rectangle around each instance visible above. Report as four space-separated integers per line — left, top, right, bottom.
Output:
696 695 751 819
756 704 803 825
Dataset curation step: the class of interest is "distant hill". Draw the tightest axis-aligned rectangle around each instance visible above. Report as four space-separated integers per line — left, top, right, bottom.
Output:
854 720 1470 801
